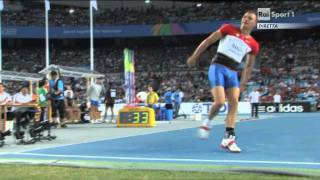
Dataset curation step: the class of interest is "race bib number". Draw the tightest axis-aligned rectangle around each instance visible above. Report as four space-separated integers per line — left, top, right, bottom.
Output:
217 35 251 63
110 89 116 98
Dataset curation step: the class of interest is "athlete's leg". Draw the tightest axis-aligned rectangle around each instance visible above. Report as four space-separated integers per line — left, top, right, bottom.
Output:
205 64 226 125
104 106 109 120
208 86 226 121
93 107 97 121
219 64 242 152
251 103 254 117
94 105 100 120
89 102 95 122
110 106 114 121
225 87 240 128
199 64 226 139
221 87 241 153
198 86 225 139
255 103 259 118
89 108 93 121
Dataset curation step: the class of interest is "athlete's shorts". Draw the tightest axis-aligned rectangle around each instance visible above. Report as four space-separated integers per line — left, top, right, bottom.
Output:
105 103 114 108
90 100 99 107
208 63 240 89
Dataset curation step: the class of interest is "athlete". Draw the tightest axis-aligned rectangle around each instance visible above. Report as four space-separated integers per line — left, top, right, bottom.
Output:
187 10 260 153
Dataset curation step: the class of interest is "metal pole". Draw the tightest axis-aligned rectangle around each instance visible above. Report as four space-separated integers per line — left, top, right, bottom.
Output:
0 13 2 82
90 1 94 71
45 2 49 68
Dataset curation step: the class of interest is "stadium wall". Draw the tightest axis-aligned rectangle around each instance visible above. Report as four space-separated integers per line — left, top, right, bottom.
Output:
99 101 315 117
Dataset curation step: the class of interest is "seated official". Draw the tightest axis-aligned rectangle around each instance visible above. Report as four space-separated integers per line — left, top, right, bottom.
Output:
0 83 12 105
65 91 81 123
79 101 90 123
13 86 35 139
0 83 12 139
64 85 74 99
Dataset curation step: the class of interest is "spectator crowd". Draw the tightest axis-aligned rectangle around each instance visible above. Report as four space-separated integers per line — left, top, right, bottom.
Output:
1 1 319 26
2 35 319 106
0 1 319 107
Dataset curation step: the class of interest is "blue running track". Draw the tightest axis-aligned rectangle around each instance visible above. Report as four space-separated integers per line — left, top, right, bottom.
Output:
1 113 319 169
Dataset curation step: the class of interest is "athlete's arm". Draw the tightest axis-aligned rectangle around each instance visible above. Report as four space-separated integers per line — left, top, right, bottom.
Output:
240 54 256 92
187 30 222 67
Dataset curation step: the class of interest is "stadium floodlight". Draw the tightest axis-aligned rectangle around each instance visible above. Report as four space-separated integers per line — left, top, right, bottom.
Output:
145 0 150 4
69 8 74 14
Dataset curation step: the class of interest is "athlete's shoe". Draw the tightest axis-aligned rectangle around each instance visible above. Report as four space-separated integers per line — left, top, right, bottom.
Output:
198 125 210 139
220 135 242 153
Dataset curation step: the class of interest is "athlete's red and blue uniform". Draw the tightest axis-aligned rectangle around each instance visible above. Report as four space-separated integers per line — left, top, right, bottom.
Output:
208 24 260 89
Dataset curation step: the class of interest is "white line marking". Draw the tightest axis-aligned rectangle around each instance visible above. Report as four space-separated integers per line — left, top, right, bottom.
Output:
10 152 320 166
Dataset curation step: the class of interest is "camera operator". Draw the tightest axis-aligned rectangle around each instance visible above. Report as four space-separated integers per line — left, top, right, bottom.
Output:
49 70 67 128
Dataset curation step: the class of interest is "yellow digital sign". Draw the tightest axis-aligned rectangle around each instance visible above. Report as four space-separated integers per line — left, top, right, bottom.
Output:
117 106 155 127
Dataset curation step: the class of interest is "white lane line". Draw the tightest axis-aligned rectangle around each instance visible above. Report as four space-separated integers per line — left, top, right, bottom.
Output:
10 152 320 166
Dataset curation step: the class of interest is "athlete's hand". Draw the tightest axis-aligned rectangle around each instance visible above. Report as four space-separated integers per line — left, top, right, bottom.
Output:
187 56 198 67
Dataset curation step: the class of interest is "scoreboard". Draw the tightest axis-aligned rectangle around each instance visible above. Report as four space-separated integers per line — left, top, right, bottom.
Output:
117 106 155 127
